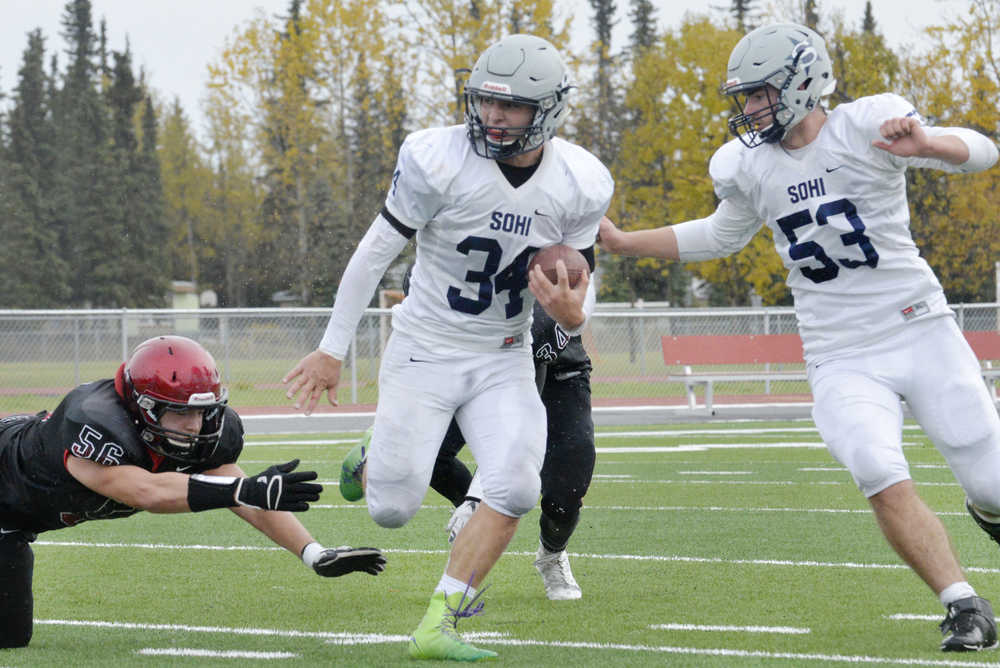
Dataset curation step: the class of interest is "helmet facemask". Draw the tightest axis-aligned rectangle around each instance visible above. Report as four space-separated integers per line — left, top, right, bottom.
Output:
465 89 559 159
133 385 228 463
721 23 836 148
724 84 790 148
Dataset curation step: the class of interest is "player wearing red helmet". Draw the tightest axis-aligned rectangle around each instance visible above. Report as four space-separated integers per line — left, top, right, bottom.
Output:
0 335 385 649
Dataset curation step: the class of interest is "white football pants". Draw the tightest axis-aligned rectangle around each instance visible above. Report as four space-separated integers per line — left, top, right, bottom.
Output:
365 332 545 528
810 316 1000 511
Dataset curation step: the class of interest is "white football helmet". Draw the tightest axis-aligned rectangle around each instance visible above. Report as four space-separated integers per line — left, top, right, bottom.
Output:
464 34 572 159
721 23 836 147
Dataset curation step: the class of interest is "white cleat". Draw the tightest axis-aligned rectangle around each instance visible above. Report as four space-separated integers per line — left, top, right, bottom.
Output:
534 544 582 600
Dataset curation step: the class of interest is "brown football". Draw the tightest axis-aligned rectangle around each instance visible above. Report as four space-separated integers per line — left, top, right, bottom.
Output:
528 244 588 288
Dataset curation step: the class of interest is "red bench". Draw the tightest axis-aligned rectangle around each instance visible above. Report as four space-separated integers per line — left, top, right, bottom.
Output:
662 331 1000 411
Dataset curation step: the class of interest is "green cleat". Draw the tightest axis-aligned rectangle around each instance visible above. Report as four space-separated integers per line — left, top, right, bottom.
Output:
339 426 371 502
408 590 497 661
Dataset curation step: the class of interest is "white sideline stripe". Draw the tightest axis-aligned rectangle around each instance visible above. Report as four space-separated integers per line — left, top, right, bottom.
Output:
33 542 1000 575
37 620 993 667
799 467 847 471
678 471 754 475
137 648 297 659
650 623 810 634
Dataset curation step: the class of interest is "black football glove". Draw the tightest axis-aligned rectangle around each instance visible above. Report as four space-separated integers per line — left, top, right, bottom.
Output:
235 459 322 511
312 546 386 577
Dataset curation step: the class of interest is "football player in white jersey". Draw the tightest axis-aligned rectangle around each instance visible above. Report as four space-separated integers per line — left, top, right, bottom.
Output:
283 34 612 661
599 23 1000 652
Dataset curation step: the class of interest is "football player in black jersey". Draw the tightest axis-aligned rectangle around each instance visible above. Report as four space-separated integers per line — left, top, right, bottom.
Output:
0 335 385 649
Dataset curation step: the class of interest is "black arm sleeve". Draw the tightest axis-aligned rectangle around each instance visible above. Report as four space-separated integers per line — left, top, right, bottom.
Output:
580 245 595 272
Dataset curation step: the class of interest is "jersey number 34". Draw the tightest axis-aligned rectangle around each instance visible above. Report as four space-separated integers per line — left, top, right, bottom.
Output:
447 236 539 318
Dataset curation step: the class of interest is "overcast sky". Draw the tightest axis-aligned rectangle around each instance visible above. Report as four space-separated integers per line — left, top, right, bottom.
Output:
1 0 971 138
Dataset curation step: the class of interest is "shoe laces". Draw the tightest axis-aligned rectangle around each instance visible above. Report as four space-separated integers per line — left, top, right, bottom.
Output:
349 446 366 482
439 576 490 633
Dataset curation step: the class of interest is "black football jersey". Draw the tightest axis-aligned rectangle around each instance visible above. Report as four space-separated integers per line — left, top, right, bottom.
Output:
531 301 591 375
0 379 243 533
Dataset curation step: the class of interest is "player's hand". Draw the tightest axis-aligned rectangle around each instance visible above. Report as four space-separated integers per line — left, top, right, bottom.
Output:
597 216 622 252
872 116 931 157
235 459 322 511
311 546 386 577
282 349 343 415
529 260 589 331
446 498 480 544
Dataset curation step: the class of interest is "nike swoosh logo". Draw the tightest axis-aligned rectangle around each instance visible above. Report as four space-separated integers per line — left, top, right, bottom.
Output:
534 209 549 217
409 356 431 363
176 466 192 472
825 166 843 173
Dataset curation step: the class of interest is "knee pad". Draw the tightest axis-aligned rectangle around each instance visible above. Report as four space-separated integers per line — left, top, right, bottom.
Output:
488 469 541 518
367 483 424 528
540 495 581 524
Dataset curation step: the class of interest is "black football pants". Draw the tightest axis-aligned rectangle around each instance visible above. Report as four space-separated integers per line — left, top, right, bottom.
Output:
0 531 34 648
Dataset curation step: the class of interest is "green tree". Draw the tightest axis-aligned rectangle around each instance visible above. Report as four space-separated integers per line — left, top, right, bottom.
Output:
628 0 658 51
827 6 899 104
51 0 123 307
0 29 70 307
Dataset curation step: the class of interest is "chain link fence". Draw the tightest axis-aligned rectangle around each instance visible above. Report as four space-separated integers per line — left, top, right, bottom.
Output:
2 304 998 414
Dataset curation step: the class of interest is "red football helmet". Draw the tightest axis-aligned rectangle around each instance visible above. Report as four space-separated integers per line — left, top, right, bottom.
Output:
115 335 228 462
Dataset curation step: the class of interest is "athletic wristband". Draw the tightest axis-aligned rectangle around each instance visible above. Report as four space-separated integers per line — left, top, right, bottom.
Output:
187 474 239 512
301 541 324 567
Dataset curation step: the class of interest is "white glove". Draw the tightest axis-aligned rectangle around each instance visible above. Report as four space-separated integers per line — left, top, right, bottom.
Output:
446 498 480 544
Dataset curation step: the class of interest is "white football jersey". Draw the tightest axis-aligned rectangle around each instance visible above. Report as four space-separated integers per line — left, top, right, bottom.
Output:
695 93 986 361
385 125 613 352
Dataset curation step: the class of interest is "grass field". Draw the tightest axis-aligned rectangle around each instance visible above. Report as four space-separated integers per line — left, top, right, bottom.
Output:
9 419 1000 667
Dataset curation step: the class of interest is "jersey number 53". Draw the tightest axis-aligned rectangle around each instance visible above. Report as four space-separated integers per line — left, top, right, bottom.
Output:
777 197 879 283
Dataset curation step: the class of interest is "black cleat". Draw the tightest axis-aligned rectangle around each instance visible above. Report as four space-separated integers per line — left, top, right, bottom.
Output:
967 499 1000 548
940 596 998 652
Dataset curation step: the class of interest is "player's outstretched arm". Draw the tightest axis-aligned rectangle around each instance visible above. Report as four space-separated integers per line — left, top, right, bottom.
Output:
65 457 322 513
218 462 386 576
598 216 680 260
282 349 343 415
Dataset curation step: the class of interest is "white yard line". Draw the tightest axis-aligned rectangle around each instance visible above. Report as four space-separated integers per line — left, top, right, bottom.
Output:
33 542 1000 575
36 620 999 667
649 623 810 634
136 648 298 659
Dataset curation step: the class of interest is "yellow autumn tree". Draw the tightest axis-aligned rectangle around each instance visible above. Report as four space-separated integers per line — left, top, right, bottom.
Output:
158 99 213 286
613 16 788 305
394 0 571 127
898 0 1000 302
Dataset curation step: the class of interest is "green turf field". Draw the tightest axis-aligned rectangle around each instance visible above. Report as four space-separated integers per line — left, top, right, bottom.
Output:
8 420 1000 667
